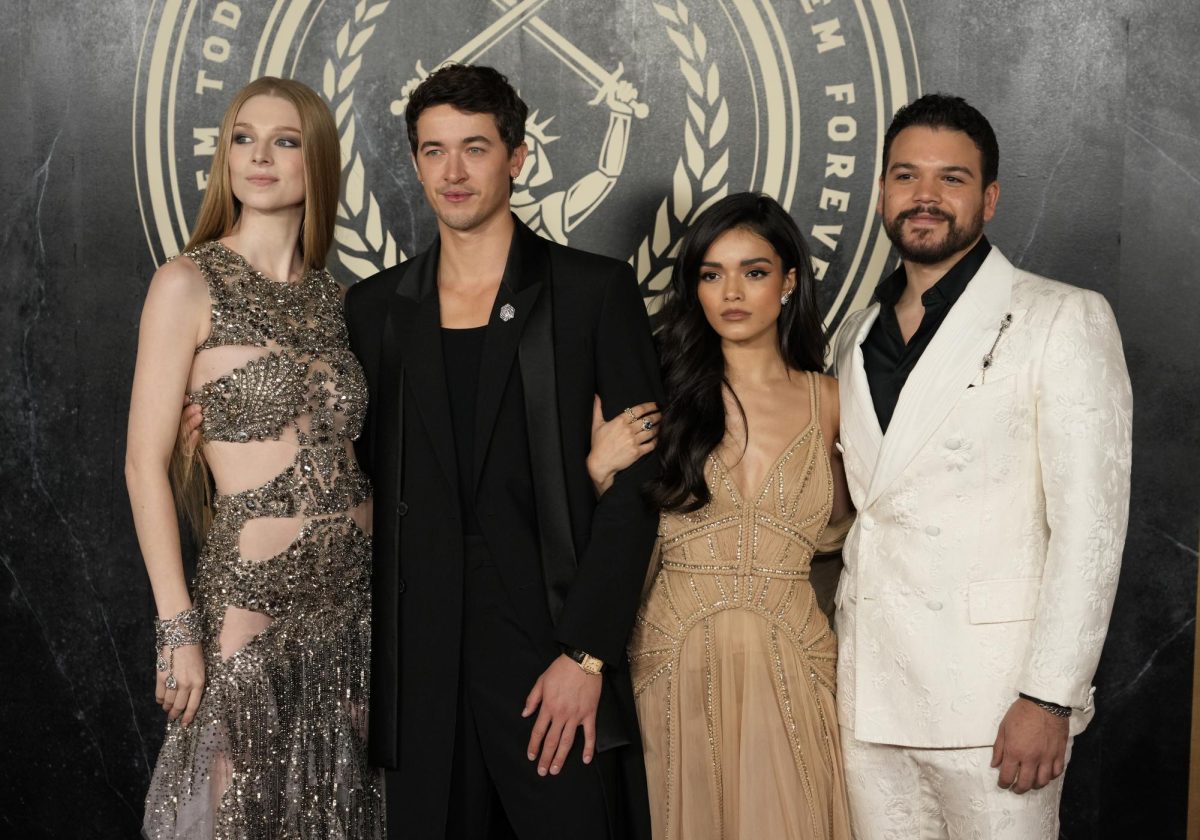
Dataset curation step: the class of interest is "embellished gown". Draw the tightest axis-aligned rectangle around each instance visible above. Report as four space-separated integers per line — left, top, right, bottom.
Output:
143 242 383 839
628 372 852 840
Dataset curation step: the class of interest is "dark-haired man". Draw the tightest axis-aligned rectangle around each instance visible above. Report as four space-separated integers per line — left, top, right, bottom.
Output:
344 65 658 839
833 94 1132 837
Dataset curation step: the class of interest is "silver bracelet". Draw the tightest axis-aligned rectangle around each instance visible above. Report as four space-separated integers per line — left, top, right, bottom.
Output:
1019 692 1072 718
154 607 201 691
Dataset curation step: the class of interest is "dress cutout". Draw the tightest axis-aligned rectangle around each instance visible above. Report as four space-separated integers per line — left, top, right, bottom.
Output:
629 372 851 840
143 242 383 839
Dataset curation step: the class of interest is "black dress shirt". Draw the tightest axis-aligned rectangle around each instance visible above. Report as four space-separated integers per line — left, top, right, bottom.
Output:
862 237 991 433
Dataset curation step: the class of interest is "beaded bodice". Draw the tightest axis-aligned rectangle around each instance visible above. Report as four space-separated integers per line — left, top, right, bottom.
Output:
182 241 370 523
656 418 833 581
631 373 843 698
187 242 366 443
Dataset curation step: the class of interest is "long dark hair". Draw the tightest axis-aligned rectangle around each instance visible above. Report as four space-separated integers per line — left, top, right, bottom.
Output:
648 192 825 512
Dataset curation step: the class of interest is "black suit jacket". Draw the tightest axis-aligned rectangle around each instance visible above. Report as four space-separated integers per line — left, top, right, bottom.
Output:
344 219 661 819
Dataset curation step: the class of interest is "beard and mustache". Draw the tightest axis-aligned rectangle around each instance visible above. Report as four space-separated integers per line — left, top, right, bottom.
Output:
883 203 985 265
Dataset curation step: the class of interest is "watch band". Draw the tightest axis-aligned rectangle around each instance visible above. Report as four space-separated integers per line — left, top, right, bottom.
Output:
564 647 605 675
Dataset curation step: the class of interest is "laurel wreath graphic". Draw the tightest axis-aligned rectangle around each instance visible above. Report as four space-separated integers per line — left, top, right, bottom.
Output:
632 1 731 309
322 0 404 279
324 0 728 303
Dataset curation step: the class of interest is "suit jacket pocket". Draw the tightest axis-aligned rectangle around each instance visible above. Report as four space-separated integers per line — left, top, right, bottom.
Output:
965 372 1017 397
968 577 1040 624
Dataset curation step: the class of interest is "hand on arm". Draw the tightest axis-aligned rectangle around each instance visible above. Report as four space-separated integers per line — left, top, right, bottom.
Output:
586 395 659 496
125 258 210 726
554 263 663 664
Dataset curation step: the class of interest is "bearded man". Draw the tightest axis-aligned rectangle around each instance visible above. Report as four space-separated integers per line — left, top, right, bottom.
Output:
833 93 1132 838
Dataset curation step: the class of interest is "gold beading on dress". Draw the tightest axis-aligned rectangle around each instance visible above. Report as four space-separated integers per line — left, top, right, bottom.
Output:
629 371 851 840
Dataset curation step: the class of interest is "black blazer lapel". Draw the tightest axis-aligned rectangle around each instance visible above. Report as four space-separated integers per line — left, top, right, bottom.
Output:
470 221 543 493
389 246 459 497
470 222 579 621
512 224 579 623
471 280 542 492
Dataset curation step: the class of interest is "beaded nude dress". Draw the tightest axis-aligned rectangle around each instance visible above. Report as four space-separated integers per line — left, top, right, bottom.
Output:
629 372 851 840
143 242 383 839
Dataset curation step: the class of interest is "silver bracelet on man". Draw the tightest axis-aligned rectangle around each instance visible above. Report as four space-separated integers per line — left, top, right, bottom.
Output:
1018 692 1072 718
154 607 202 690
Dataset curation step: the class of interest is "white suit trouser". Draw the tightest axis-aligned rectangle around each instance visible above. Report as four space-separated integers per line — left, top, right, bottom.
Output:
840 727 1071 840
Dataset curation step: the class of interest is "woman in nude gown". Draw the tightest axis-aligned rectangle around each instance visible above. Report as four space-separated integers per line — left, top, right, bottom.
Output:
126 77 383 838
588 193 854 839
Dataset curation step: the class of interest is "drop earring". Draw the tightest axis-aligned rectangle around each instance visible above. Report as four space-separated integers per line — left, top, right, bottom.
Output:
781 291 792 305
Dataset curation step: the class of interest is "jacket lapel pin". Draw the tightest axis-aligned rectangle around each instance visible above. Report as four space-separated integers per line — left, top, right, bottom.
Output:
981 313 1013 384
500 303 516 322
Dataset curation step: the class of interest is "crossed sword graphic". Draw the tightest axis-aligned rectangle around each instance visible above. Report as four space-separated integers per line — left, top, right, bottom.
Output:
390 0 650 119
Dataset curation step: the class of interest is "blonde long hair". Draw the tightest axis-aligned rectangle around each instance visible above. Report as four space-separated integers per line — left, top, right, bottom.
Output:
175 77 341 539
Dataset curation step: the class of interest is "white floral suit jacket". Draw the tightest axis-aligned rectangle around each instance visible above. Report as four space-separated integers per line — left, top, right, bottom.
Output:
832 246 1132 748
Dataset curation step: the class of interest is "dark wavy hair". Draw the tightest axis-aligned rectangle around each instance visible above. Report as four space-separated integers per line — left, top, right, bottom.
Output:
404 64 528 154
883 93 999 186
648 193 825 512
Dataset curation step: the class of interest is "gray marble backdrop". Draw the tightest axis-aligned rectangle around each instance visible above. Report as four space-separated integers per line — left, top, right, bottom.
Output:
1 0 1196 837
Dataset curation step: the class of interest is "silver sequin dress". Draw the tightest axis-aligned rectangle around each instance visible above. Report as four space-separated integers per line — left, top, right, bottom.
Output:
143 242 383 839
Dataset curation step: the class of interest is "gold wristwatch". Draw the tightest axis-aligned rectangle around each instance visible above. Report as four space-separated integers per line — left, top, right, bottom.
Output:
564 647 605 675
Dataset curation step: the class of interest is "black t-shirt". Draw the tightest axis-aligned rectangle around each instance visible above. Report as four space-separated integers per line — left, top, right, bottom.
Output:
441 325 487 535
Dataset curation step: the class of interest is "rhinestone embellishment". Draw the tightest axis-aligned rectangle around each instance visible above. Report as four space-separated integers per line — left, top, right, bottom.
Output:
500 303 516 322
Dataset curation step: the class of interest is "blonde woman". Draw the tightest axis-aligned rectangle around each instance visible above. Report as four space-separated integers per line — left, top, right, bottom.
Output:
126 77 383 837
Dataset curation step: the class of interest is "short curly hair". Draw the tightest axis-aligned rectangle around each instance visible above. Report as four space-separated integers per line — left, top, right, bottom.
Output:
883 93 999 186
404 64 528 155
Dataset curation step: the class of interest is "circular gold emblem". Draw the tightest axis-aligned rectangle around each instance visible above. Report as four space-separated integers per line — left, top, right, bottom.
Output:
133 0 919 333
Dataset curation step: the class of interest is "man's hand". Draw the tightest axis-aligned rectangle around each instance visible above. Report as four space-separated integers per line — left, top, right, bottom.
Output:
180 398 202 455
990 697 1069 793
522 654 603 776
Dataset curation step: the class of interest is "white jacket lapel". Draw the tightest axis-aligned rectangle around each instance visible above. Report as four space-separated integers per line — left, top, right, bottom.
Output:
835 303 883 508
839 303 884 479
864 248 1016 509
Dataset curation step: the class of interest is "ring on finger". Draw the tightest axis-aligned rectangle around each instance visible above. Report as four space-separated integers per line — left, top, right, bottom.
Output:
642 419 655 430
624 407 638 422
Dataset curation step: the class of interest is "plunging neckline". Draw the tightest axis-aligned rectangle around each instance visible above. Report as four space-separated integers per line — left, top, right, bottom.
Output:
713 419 819 506
712 371 822 505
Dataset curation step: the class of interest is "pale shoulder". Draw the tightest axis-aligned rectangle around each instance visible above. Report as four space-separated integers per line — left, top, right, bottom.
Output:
145 254 209 310
139 255 211 349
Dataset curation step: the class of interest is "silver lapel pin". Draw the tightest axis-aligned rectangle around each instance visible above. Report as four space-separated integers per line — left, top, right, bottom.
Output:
500 303 516 322
981 313 1013 384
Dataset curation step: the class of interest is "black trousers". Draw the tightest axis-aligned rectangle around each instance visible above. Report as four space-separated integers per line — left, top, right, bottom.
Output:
387 537 615 840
